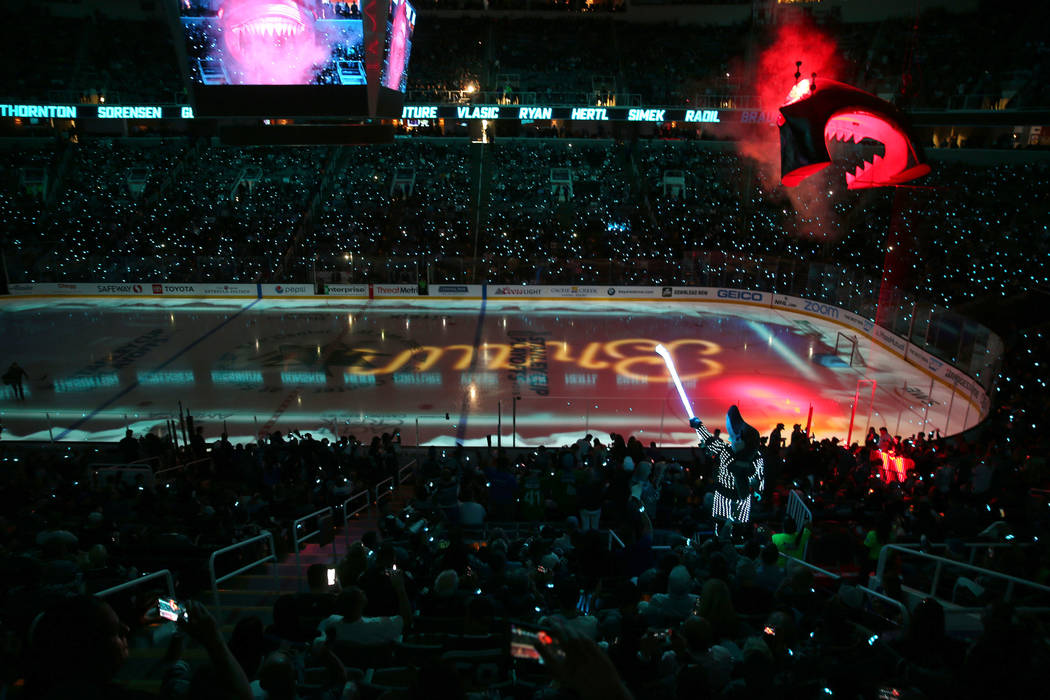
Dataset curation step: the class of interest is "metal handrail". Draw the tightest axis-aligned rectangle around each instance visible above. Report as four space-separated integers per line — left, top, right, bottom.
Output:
129 454 163 470
342 489 371 546
787 490 812 526
397 459 417 486
786 489 813 560
856 584 910 625
208 530 279 610
873 544 1050 604
893 540 1035 565
778 553 841 580
484 520 560 541
91 462 150 469
97 569 175 600
375 476 395 505
179 457 213 471
94 465 155 488
154 464 186 482
292 506 336 589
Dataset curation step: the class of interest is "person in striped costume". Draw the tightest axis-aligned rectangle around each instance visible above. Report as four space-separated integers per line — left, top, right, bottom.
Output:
689 405 764 530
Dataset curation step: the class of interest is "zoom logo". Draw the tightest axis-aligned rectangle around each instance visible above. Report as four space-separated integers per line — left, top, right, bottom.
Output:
803 300 839 319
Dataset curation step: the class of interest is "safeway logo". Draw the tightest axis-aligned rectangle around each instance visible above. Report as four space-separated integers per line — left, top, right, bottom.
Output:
132 284 143 293
152 284 163 294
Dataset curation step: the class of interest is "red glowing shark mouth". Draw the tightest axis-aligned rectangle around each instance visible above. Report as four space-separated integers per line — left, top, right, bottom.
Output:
778 78 929 191
824 110 930 190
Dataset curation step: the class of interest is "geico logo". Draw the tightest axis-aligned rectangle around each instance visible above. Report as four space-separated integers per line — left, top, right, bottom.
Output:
716 290 763 301
803 300 839 318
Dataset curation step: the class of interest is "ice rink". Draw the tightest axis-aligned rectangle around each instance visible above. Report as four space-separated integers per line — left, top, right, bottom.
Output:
0 295 983 446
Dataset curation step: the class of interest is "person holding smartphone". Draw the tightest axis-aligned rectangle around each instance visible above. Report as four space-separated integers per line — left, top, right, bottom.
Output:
317 568 412 645
533 623 633 700
25 595 251 699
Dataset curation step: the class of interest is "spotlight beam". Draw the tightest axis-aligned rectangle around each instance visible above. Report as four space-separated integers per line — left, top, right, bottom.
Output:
655 344 695 421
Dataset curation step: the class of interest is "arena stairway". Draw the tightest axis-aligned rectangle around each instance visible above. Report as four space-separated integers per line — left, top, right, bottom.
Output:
113 484 412 692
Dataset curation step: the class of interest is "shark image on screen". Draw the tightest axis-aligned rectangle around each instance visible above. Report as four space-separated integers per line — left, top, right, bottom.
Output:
177 0 366 86
381 0 415 92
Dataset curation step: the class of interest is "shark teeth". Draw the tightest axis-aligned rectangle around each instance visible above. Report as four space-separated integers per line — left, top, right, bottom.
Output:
231 19 303 38
845 154 883 186
825 126 859 143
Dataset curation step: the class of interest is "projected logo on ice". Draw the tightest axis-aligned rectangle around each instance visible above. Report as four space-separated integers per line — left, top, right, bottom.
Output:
179 0 366 85
212 329 725 393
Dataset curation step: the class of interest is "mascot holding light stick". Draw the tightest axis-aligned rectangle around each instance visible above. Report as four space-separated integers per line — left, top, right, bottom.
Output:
655 345 764 530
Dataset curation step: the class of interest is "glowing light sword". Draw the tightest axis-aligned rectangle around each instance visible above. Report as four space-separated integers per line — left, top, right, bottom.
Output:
655 344 695 421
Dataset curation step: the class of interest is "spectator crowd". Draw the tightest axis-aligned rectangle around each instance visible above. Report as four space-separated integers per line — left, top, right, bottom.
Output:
1 373 1047 697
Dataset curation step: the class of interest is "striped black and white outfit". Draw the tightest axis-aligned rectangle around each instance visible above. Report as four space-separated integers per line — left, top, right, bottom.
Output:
695 421 764 524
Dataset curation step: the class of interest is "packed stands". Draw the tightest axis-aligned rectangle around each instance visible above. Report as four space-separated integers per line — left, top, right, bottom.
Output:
2 1 1050 697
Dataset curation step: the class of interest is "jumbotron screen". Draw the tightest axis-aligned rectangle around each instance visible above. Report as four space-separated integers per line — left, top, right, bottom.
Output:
381 0 415 93
178 0 366 86
172 0 419 117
